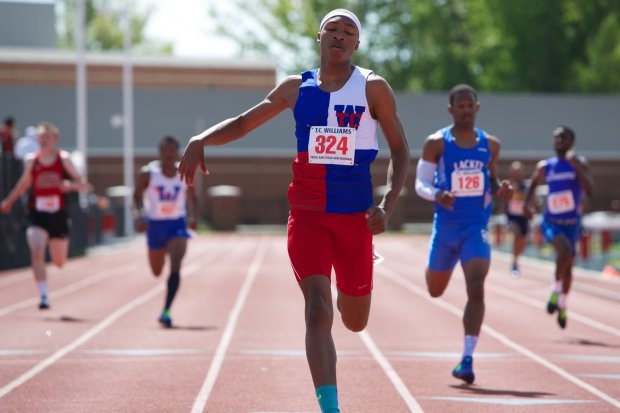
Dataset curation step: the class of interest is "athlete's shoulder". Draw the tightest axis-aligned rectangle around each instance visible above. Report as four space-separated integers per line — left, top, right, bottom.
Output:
280 74 303 89
366 71 396 108
483 131 500 143
428 129 445 140
366 70 390 88
58 149 72 160
272 74 303 107
23 151 37 163
139 160 159 175
536 157 550 170
421 129 446 159
356 65 375 78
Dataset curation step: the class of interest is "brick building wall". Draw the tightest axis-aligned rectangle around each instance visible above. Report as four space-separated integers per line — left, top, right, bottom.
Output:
88 155 618 226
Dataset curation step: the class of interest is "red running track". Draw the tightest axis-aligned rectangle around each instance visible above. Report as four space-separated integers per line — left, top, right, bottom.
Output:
0 232 619 412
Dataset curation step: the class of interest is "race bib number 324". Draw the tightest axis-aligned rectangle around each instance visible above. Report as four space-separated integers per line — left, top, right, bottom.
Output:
308 126 356 166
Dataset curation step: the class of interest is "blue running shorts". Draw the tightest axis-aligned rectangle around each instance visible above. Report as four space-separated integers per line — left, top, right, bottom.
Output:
541 218 580 256
428 219 491 271
146 218 190 249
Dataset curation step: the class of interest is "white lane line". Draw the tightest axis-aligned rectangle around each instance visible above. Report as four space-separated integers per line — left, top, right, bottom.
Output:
422 396 596 406
0 246 223 399
387 351 510 359
579 374 620 380
376 265 620 410
0 263 140 318
358 331 425 413
191 237 269 413
486 283 620 337
0 350 47 356
330 285 424 413
0 238 215 318
0 280 165 399
0 242 144 288
79 348 205 356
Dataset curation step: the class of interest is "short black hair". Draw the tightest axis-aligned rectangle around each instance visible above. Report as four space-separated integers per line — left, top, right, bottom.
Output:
555 125 575 142
4 116 14 125
159 135 180 150
449 84 478 105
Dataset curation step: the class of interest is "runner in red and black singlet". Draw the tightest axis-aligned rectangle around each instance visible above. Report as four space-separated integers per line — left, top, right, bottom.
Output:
1 122 89 310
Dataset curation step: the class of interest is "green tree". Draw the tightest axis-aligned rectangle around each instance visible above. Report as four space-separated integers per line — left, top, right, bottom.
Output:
575 14 620 92
212 0 620 93
58 0 172 54
210 0 503 91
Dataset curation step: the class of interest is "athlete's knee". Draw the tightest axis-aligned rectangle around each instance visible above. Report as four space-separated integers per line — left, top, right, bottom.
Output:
149 259 165 276
305 292 333 332
26 228 48 250
556 249 573 264
426 271 446 297
466 277 485 302
427 285 444 298
341 313 367 332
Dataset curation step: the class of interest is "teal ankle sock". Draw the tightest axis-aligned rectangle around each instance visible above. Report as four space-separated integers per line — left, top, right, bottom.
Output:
315 384 339 413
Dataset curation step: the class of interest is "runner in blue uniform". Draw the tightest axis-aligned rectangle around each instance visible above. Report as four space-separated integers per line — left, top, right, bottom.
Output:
177 9 410 412
415 84 512 384
523 126 593 329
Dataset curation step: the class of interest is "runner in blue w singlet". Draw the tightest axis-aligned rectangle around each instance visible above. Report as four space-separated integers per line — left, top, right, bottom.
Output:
133 136 198 328
523 126 593 330
415 84 513 385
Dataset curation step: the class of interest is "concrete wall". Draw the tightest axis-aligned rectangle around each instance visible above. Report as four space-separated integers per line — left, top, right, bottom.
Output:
0 2 56 48
2 84 618 160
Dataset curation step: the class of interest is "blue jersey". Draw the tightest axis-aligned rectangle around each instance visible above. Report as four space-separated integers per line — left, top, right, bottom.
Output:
434 127 493 223
289 66 379 213
543 157 582 221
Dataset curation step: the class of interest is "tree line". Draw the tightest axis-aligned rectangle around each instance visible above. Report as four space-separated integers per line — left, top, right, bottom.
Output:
58 0 620 93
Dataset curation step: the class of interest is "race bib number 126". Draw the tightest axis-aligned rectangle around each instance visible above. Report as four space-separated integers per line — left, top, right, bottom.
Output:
451 170 484 197
308 126 356 166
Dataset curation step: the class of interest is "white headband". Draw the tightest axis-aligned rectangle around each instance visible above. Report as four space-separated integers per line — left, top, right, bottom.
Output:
320 9 362 37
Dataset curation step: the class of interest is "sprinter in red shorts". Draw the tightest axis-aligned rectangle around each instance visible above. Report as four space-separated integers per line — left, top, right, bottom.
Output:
177 9 410 412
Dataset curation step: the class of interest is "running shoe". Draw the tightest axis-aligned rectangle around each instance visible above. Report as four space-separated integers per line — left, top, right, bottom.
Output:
158 312 172 328
557 309 567 329
452 355 475 384
546 291 559 314
38 295 50 310
510 263 521 278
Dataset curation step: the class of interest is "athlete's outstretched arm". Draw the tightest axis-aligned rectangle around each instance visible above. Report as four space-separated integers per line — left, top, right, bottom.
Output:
0 156 34 213
179 76 301 186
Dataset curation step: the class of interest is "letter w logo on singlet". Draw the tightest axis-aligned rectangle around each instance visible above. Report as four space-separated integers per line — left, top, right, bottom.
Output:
334 105 366 129
156 186 180 201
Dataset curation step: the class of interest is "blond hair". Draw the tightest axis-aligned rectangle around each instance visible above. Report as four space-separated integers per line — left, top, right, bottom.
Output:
37 121 60 138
